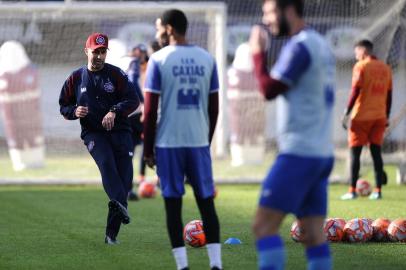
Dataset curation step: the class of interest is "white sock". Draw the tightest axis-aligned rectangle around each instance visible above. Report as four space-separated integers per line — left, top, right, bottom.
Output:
206 243 222 269
172 246 188 270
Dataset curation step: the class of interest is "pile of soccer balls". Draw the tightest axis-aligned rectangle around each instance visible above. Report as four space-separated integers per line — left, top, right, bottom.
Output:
291 218 406 243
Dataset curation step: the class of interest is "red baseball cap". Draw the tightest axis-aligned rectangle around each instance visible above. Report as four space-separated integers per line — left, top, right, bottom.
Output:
85 33 109 50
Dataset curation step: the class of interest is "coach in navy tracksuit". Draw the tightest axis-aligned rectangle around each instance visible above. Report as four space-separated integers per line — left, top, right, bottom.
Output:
59 33 140 245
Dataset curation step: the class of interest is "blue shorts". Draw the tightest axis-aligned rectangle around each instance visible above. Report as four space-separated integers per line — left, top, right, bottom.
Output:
259 154 334 218
155 146 215 198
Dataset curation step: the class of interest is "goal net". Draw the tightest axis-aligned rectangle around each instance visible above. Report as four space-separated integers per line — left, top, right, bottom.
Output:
0 1 227 175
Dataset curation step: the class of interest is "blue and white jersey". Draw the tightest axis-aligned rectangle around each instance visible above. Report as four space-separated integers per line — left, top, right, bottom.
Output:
144 45 219 147
271 28 336 157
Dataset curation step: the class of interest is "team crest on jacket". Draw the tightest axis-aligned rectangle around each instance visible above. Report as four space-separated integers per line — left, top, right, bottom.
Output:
104 79 114 93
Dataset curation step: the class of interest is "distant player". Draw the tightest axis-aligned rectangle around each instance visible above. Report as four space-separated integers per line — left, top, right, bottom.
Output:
249 1 336 269
127 42 161 201
59 33 139 244
341 39 392 200
143 9 222 270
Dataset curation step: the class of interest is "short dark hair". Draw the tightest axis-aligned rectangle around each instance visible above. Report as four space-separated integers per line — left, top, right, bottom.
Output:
264 0 304 17
160 9 188 36
355 39 373 53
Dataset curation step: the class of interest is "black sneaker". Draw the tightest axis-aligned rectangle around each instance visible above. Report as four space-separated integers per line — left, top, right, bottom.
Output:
382 171 388 185
108 200 131 224
211 267 222 270
105 235 120 245
128 190 139 201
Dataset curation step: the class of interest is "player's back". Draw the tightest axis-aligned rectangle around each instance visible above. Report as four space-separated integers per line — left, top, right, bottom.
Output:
272 28 336 157
145 45 218 148
351 57 391 121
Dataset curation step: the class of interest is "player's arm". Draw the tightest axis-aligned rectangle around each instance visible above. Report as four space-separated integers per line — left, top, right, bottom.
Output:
59 74 79 120
252 52 289 100
345 64 363 116
386 89 392 120
344 87 361 116
208 62 219 144
342 65 363 129
142 58 161 168
386 68 393 123
208 92 218 144
143 91 159 167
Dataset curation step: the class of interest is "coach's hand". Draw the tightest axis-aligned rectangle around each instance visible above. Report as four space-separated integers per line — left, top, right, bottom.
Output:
75 106 88 118
102 112 116 131
341 114 349 130
144 155 156 169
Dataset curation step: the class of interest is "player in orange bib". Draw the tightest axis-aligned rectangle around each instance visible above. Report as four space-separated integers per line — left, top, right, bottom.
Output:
341 39 392 200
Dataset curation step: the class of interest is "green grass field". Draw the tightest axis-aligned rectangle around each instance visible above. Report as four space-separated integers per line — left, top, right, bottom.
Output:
0 178 405 270
0 152 347 181
0 153 275 181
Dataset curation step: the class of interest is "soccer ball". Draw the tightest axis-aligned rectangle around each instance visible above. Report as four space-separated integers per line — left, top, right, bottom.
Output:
356 179 372 196
324 218 345 242
371 218 391 242
387 218 406 242
290 220 304 242
138 181 157 198
183 220 206 247
363 218 373 226
334 218 346 229
343 218 373 242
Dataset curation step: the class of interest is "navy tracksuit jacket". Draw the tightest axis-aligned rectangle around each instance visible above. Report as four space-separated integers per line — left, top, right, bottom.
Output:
59 63 140 208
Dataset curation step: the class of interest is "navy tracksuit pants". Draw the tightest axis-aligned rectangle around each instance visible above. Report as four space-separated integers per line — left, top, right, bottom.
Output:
83 130 133 238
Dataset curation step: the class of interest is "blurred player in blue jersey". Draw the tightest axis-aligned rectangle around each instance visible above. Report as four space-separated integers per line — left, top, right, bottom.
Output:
143 9 222 270
59 33 140 245
250 1 336 269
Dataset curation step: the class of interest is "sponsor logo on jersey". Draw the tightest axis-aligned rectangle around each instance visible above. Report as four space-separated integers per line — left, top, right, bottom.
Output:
81 87 87 93
104 79 114 93
128 151 134 157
